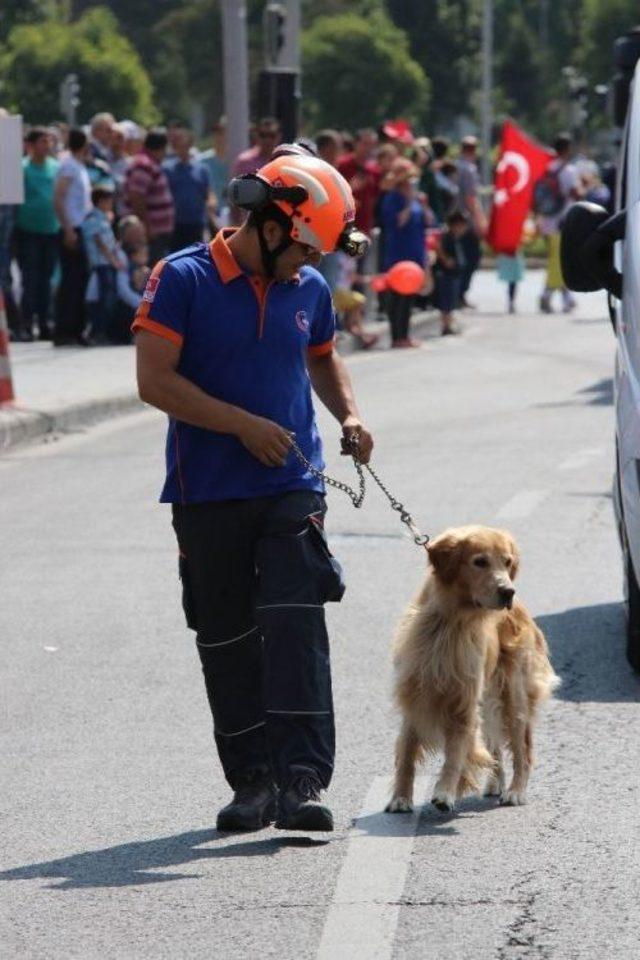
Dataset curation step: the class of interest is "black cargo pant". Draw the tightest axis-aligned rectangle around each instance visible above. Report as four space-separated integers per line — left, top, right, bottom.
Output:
172 491 344 791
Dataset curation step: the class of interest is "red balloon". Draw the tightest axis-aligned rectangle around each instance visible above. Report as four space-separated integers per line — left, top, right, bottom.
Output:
369 274 388 293
386 260 425 295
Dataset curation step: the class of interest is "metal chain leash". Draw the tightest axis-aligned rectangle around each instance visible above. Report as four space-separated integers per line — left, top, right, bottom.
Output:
289 436 429 550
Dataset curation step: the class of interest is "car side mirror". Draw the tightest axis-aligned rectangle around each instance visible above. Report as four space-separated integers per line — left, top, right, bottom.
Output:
560 202 625 299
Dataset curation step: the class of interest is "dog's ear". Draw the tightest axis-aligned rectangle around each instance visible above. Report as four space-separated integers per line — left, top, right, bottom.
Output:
508 537 520 580
427 532 463 585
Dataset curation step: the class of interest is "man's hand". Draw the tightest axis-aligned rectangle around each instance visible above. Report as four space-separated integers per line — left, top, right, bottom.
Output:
341 415 374 464
237 414 294 467
63 227 78 249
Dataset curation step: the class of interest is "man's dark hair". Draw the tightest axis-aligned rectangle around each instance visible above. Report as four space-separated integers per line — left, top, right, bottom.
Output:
91 184 115 206
554 132 572 155
257 116 280 130
315 129 340 152
25 126 49 145
446 210 468 227
68 127 87 153
145 127 169 152
441 160 458 177
432 136 450 160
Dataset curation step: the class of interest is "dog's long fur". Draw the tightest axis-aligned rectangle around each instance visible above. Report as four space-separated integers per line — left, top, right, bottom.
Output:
387 526 559 813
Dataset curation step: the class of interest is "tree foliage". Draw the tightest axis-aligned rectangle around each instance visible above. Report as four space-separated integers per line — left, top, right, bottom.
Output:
301 12 430 131
579 0 640 85
0 7 159 125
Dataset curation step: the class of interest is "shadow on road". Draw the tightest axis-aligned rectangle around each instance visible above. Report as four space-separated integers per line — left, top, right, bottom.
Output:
538 602 640 702
0 830 328 890
535 376 613 409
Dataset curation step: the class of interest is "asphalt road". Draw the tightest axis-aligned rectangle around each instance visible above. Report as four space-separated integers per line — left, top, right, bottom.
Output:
2 272 639 959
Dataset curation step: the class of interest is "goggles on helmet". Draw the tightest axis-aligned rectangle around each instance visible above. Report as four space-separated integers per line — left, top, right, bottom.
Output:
227 173 370 258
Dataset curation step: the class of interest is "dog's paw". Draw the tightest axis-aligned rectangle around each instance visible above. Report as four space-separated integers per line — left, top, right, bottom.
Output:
500 788 527 807
431 791 456 813
385 796 413 813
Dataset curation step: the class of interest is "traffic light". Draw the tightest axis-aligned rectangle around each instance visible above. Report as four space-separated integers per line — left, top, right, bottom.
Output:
264 2 286 69
59 73 81 125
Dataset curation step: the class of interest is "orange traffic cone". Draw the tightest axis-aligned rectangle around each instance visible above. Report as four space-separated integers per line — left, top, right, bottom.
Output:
0 289 15 404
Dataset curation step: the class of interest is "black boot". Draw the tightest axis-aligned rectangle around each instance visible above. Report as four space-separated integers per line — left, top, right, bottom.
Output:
216 769 277 833
275 765 334 832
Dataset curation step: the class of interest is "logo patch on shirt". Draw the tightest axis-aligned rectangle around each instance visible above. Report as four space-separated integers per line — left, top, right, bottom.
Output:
295 310 309 333
143 276 160 303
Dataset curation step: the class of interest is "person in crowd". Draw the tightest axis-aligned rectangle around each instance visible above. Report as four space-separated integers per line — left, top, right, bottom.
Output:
164 125 211 252
0 203 21 340
536 132 580 314
123 128 175 265
15 126 59 341
109 123 132 219
82 184 123 345
230 117 281 223
198 117 230 227
379 157 428 348
456 135 486 309
315 129 343 167
120 120 145 157
89 112 115 165
412 137 443 225
337 128 380 241
53 127 92 346
579 161 611 208
107 214 149 344
496 248 526 314
437 160 460 220
332 253 379 350
433 210 469 336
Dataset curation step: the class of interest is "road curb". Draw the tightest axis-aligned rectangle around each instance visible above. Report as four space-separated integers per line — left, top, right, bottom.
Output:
0 310 440 453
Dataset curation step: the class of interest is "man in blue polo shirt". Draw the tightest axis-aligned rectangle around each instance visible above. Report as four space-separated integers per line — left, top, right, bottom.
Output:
134 152 373 832
164 125 211 252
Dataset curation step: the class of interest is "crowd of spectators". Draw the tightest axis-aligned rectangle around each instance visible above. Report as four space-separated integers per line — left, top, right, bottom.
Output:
0 109 610 351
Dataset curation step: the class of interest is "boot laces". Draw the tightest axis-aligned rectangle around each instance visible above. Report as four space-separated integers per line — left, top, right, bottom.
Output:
293 773 322 802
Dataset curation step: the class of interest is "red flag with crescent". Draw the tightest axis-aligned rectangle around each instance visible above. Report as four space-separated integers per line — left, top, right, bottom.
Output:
487 120 554 255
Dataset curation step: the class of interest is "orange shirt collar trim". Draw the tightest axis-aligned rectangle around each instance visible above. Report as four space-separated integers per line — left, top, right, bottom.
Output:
209 228 243 284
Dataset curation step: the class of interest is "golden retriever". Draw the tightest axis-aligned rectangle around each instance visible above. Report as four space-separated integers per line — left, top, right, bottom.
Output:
386 526 559 813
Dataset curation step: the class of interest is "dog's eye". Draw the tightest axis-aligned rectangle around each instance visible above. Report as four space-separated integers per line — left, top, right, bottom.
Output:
472 556 489 568
503 556 511 566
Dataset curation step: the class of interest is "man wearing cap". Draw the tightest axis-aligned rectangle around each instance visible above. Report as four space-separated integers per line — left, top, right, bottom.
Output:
133 153 373 833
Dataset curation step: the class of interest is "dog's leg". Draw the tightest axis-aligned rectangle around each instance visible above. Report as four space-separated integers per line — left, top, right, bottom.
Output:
432 725 472 812
501 688 531 806
386 722 421 813
482 695 506 797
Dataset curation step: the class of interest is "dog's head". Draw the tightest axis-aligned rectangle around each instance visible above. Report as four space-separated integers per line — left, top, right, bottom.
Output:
427 526 520 610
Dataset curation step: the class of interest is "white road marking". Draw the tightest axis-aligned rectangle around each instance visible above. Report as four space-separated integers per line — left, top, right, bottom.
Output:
317 776 427 960
43 646 58 653
557 447 605 471
495 489 547 521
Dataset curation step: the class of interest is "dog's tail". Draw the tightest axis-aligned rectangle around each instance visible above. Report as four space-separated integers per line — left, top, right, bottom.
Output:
457 742 496 798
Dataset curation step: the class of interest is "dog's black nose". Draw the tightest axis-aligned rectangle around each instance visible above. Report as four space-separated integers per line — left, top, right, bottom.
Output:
498 587 515 608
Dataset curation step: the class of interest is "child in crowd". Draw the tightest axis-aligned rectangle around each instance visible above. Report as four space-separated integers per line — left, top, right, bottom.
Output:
496 250 526 314
128 243 151 294
333 251 379 350
82 184 123 344
433 210 468 336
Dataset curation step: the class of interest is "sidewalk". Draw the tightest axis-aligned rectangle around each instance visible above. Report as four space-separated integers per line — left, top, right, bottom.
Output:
0 311 440 452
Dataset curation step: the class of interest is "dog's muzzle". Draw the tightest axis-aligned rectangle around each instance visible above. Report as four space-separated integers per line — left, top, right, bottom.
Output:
498 587 515 610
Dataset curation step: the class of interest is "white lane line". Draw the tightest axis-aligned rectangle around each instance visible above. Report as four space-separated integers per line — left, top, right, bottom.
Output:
557 447 605 471
317 776 427 960
495 489 547 521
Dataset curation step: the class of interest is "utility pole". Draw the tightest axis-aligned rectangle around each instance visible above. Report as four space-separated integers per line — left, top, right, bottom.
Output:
221 0 250 168
481 0 494 187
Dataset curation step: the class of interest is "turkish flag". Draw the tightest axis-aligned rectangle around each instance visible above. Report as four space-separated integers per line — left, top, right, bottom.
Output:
487 120 554 255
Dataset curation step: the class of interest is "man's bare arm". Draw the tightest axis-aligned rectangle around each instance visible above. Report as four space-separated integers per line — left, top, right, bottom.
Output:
135 330 293 466
307 350 373 462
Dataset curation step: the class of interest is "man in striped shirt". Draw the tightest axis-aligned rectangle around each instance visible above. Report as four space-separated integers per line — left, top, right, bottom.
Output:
123 128 175 264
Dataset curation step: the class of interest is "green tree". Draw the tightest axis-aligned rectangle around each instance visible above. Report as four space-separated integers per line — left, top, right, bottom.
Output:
579 0 640 85
0 0 62 42
0 6 159 125
301 12 429 131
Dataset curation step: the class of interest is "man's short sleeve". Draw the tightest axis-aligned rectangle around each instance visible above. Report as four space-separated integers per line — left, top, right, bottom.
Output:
131 260 189 346
308 279 336 357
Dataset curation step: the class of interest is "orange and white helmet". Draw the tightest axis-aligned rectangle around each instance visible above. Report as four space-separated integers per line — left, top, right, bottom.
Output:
256 153 356 254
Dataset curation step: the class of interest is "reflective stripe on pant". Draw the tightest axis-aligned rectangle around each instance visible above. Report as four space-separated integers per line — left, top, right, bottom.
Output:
171 491 344 789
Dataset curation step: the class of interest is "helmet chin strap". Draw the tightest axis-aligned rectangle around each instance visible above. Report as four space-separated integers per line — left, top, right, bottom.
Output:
254 206 296 278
